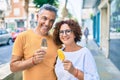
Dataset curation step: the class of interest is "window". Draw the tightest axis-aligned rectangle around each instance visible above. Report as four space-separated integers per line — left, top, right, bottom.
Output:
14 8 20 16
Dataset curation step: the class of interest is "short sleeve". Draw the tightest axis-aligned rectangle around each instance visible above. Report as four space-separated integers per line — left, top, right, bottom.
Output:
83 48 100 80
12 33 25 57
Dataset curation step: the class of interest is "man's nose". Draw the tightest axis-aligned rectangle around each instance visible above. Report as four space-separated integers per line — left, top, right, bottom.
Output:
45 20 50 26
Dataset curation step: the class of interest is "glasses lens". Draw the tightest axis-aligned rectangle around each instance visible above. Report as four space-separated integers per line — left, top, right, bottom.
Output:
59 30 64 35
66 30 72 35
59 30 72 35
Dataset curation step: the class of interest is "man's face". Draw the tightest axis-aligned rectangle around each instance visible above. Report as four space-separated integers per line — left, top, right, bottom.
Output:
37 9 56 36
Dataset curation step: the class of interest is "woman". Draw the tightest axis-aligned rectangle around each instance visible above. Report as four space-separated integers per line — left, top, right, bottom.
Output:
53 19 99 80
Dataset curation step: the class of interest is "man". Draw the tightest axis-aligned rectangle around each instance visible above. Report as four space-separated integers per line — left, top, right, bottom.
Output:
84 27 89 44
10 4 58 80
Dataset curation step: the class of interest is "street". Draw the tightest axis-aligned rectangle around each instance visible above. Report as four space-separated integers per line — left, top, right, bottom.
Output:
0 44 13 65
109 39 120 70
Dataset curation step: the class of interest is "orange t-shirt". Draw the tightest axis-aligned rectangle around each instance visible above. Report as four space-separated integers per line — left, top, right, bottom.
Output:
12 29 58 80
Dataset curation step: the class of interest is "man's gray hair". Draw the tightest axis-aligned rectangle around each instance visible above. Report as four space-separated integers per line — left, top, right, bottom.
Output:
38 4 57 16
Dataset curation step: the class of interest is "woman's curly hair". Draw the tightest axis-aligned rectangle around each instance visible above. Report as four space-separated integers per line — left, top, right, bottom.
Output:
53 19 82 46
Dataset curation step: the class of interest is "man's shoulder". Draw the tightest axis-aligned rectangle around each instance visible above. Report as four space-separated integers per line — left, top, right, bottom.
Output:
47 34 53 38
16 29 33 40
19 29 33 35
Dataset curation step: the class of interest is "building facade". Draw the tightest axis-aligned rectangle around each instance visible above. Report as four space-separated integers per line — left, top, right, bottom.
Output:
0 0 10 29
82 0 120 70
90 0 120 70
5 0 26 31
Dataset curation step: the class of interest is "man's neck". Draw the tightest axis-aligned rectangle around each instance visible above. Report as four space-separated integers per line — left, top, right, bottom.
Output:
33 28 48 37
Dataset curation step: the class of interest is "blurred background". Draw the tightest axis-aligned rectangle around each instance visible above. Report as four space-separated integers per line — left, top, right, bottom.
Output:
0 0 120 80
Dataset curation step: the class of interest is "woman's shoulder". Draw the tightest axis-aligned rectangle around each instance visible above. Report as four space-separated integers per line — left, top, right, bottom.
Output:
80 47 90 51
80 47 92 55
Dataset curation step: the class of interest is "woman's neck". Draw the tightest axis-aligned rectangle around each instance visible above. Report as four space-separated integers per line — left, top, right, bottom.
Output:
64 43 82 52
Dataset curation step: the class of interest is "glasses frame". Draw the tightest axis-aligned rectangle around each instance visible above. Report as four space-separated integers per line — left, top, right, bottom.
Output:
59 29 72 36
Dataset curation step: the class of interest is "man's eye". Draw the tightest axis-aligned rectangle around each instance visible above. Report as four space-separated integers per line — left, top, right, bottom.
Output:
50 20 54 23
42 17 47 20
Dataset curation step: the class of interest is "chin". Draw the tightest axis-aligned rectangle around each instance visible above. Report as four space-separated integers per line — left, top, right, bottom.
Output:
43 32 48 35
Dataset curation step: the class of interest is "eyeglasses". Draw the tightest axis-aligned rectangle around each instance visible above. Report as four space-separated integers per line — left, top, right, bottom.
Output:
59 29 72 36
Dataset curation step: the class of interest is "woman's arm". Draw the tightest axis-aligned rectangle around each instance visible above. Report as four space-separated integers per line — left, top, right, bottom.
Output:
63 60 84 80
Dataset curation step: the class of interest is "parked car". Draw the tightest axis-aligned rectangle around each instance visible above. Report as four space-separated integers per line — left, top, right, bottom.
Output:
0 29 13 45
12 28 26 42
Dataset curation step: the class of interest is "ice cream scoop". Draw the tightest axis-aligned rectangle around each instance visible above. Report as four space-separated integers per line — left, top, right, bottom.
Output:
41 38 47 50
57 49 65 61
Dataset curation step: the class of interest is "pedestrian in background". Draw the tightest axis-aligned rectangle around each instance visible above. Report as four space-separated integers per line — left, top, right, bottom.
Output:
84 27 89 44
10 4 59 80
53 19 99 80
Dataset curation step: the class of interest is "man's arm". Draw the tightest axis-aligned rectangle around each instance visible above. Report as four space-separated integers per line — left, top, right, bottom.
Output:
10 55 34 72
10 49 46 72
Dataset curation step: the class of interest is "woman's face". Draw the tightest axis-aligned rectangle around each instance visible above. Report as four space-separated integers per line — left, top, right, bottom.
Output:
59 23 75 45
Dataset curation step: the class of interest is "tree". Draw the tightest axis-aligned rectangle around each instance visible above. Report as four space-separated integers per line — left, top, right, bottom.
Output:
33 0 58 8
24 0 29 28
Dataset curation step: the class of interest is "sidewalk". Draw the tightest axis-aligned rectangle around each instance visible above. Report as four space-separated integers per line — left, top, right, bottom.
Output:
78 37 120 80
0 63 11 79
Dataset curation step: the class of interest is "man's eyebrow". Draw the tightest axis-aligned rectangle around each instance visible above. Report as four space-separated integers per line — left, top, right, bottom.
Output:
51 19 55 21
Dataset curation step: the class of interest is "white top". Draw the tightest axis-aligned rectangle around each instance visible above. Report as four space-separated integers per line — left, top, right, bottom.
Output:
55 47 100 80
